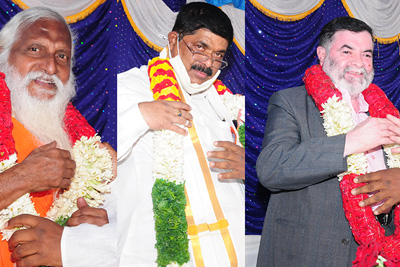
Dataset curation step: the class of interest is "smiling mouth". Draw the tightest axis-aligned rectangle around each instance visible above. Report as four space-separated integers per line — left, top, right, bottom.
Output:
34 78 56 89
347 71 362 75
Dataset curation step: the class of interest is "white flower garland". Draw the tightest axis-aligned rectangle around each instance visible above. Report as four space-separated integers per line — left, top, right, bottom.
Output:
47 135 113 222
220 92 245 123
321 96 369 181
153 130 184 185
0 135 113 240
321 96 400 181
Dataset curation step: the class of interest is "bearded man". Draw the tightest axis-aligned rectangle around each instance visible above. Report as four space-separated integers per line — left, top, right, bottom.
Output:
0 7 116 267
118 2 244 266
257 17 400 266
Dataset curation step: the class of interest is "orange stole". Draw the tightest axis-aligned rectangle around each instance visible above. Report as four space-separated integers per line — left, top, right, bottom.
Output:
0 117 55 266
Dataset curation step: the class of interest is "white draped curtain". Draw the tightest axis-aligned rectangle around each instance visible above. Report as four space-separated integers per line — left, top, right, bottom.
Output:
122 0 245 52
253 0 400 42
344 0 400 40
12 0 106 22
253 0 322 15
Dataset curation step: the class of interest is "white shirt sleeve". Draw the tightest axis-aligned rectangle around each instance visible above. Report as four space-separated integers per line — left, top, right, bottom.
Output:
117 65 153 161
60 181 117 267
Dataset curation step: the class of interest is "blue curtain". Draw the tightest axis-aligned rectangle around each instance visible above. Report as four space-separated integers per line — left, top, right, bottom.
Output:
0 0 116 149
246 0 400 235
116 0 245 95
162 0 187 12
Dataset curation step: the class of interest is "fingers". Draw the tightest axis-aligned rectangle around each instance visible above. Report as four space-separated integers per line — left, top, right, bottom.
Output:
68 197 109 227
218 170 242 179
356 189 395 215
370 198 396 215
387 114 400 127
354 172 381 184
172 114 192 128
168 124 189 136
139 100 193 135
67 214 109 227
77 197 88 209
170 101 192 112
351 169 400 215
67 207 109 227
207 142 244 161
11 241 37 262
6 214 41 230
210 159 235 171
213 141 241 152
207 141 245 180
35 141 57 151
8 228 35 251
12 253 42 267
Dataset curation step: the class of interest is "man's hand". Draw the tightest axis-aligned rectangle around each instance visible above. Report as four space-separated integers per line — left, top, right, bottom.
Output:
139 100 193 135
207 141 245 180
99 142 117 181
67 197 109 227
344 117 395 156
351 168 400 215
6 214 63 267
16 141 76 192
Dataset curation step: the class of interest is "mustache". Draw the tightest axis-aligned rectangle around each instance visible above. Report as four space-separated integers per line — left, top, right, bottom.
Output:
191 64 213 77
24 71 63 90
344 66 368 77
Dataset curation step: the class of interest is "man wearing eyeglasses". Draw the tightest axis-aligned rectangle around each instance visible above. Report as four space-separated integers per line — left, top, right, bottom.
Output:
117 2 244 266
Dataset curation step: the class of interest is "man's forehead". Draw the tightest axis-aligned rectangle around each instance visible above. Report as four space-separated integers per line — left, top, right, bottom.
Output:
17 19 71 47
186 28 229 51
331 30 374 48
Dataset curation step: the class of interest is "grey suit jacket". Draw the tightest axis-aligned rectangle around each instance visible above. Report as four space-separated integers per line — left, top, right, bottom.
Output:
256 86 358 267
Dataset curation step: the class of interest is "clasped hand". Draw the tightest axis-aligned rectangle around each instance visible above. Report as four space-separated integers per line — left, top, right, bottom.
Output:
18 141 76 192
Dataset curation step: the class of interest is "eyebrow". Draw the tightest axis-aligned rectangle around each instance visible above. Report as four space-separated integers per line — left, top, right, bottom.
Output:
341 44 373 54
198 40 227 54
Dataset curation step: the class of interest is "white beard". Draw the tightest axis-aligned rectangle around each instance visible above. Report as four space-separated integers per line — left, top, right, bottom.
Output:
323 55 374 96
2 64 76 151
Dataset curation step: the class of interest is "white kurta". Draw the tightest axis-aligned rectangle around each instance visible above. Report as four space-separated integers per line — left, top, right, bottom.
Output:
117 62 244 266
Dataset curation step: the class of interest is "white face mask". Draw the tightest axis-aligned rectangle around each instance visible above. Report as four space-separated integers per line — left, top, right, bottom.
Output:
168 38 220 95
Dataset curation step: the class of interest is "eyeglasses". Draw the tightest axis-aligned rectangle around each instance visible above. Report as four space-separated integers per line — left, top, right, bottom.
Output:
180 37 228 70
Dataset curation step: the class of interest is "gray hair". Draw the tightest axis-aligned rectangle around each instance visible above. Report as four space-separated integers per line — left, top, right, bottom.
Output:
0 7 76 67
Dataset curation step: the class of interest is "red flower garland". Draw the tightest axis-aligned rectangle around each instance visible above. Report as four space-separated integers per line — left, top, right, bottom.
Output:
63 103 96 145
303 65 400 266
0 72 15 162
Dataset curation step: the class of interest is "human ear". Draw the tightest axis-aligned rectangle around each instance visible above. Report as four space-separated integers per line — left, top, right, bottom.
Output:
167 31 179 58
317 46 326 66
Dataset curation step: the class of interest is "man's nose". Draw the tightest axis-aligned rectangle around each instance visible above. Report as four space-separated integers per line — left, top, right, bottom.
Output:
39 53 57 75
352 54 364 68
202 56 213 68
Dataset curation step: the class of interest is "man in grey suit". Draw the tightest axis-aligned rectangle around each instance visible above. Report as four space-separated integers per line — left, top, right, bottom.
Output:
256 17 400 266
